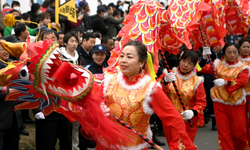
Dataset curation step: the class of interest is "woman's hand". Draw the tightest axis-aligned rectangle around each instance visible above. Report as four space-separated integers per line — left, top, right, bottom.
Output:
214 79 227 87
181 110 194 120
35 112 45 120
78 14 84 20
100 102 110 116
163 69 176 83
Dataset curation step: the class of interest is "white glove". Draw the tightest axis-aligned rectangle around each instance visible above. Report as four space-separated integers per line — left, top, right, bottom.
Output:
163 69 176 82
181 110 194 120
213 79 226 87
35 112 45 120
203 47 212 59
100 102 110 116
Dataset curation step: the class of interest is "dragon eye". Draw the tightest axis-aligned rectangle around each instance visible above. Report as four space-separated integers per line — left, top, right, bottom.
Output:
19 65 30 81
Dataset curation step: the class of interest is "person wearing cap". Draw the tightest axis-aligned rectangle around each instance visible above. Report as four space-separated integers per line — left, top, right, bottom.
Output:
85 44 107 74
79 1 92 31
36 25 49 41
91 6 108 36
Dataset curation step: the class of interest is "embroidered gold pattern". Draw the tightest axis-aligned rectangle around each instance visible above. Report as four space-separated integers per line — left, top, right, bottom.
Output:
211 61 245 104
178 137 186 150
105 75 152 147
164 73 199 112
242 61 250 94
218 140 222 150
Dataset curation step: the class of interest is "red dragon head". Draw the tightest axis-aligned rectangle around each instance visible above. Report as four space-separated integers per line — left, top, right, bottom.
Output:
2 39 94 116
27 40 93 102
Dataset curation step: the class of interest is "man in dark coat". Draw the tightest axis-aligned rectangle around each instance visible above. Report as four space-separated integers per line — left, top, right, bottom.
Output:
76 32 96 67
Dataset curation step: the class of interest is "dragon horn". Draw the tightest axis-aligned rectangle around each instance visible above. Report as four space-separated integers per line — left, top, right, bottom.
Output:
0 41 26 58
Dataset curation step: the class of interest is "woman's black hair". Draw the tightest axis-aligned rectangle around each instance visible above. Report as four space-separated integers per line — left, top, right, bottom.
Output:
180 50 199 65
63 32 79 44
124 41 148 64
239 38 250 48
222 42 239 56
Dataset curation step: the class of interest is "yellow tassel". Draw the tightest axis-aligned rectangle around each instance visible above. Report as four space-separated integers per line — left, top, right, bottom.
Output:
147 51 156 81
196 63 202 71
4 14 16 27
4 13 41 42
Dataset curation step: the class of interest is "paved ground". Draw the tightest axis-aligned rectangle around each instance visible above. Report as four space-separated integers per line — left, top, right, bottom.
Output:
155 120 218 150
20 119 218 150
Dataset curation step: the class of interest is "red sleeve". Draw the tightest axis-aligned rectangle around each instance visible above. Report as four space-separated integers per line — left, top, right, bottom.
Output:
225 69 249 95
193 82 207 126
199 64 214 75
67 20 81 28
192 82 206 111
150 87 196 150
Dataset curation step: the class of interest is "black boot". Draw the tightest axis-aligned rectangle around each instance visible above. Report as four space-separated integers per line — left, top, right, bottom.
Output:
149 123 165 149
211 116 217 131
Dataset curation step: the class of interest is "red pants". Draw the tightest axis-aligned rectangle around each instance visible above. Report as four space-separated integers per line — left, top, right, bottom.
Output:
185 116 198 142
214 102 247 150
246 96 250 144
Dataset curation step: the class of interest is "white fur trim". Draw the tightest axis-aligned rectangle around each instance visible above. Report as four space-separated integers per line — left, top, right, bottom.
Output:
142 82 162 115
173 67 196 80
103 75 114 98
213 59 220 69
246 91 250 96
117 72 152 90
194 76 204 93
221 60 243 68
211 88 246 105
240 66 250 77
239 56 250 62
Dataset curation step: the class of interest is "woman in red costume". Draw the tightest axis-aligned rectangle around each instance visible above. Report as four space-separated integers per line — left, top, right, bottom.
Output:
162 50 207 143
0 39 195 149
96 41 196 149
238 38 250 144
200 43 250 150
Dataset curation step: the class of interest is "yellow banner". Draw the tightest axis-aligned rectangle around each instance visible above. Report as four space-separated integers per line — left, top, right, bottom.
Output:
57 0 77 23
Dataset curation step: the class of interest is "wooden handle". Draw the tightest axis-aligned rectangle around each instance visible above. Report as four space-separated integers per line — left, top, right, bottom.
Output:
153 144 164 150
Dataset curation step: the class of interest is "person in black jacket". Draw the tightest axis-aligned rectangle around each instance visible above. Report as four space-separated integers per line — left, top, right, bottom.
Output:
34 32 73 150
77 32 96 67
79 1 93 31
0 39 22 150
91 6 108 36
28 3 42 28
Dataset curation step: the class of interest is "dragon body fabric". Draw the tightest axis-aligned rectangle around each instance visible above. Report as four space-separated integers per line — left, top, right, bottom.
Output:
1 40 134 148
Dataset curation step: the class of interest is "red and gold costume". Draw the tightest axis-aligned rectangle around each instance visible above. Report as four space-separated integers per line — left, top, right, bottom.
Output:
201 59 250 150
96 71 196 150
163 67 206 142
239 55 250 144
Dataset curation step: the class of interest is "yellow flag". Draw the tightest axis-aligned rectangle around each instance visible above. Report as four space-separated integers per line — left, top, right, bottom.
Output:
58 0 77 23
